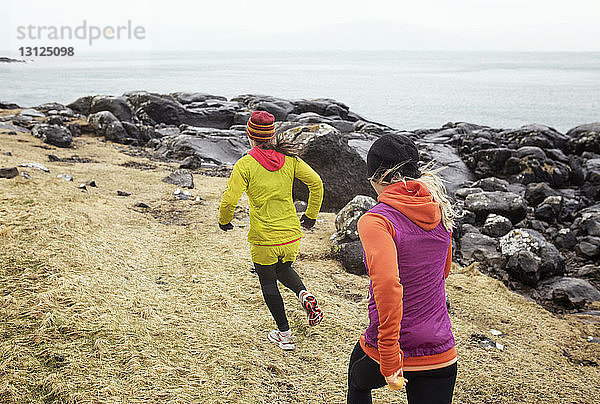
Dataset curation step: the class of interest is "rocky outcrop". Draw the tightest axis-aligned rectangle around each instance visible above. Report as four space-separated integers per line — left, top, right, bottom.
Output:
567 123 600 155
282 124 376 211
32 124 72 148
89 96 135 122
536 277 600 310
3 90 599 312
330 195 377 275
88 111 128 143
127 91 236 129
153 127 249 166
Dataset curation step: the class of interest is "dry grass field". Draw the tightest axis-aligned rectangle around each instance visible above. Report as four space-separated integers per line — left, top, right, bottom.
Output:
1 127 600 403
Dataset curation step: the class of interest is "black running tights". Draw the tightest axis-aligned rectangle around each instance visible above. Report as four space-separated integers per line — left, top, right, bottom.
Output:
254 260 306 332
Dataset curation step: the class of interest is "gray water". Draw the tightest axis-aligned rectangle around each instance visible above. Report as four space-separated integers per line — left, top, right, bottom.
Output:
1 51 599 132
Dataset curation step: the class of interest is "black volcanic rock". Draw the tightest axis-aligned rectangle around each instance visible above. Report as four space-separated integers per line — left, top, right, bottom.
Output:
171 92 227 104
567 123 600 155
0 101 20 109
153 127 248 166
537 277 600 310
0 167 19 179
90 96 135 122
88 111 128 143
127 91 235 129
281 123 376 211
464 191 527 224
32 124 72 148
67 96 94 115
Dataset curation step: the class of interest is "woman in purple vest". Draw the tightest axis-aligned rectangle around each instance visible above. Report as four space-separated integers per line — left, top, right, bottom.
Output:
347 134 458 404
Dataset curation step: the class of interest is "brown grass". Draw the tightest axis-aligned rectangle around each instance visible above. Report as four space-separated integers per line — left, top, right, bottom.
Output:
1 132 599 403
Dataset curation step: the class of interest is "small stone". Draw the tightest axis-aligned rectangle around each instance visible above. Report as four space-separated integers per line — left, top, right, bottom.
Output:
587 336 600 344
3 151 12 156
57 174 73 181
20 172 32 179
78 184 87 190
174 188 193 200
117 190 131 197
85 179 97 187
135 202 150 208
162 169 194 189
490 329 503 336
482 214 513 237
294 200 308 213
18 162 49 172
454 187 484 199
194 196 203 202
471 334 499 349
555 228 577 250
496 343 504 350
0 167 18 179
576 237 600 258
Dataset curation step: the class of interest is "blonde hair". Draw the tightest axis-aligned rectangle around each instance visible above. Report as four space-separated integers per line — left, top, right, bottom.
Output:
371 161 457 231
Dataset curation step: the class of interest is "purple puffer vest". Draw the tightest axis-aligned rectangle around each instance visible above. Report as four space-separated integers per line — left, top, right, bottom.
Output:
363 202 455 358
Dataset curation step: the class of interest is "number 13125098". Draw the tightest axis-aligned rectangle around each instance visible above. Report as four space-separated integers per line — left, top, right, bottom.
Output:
19 47 75 56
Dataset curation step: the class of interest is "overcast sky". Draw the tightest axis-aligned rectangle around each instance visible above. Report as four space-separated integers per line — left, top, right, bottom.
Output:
2 0 600 51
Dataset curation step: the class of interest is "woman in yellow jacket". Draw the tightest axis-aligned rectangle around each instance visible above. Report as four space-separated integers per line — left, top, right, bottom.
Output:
219 111 324 350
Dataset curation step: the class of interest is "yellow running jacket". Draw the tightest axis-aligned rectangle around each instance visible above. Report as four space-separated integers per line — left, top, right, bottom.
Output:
219 147 324 245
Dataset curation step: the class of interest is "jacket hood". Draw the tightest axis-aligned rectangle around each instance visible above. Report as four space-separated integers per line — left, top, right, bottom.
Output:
377 180 441 230
248 146 285 171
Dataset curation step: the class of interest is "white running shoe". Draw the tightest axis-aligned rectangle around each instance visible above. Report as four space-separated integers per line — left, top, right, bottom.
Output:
268 330 296 351
299 290 323 326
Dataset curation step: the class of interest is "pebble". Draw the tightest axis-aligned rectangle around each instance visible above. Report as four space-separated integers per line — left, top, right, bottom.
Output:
174 188 193 200
3 151 12 156
490 329 503 336
20 172 32 179
117 190 131 197
471 334 504 350
57 174 73 181
85 179 97 187
587 336 600 343
135 202 150 208
0 167 18 179
18 162 49 172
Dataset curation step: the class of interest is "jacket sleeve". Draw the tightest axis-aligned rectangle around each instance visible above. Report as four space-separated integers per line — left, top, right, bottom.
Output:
218 160 248 225
294 158 324 220
358 213 404 377
444 239 452 279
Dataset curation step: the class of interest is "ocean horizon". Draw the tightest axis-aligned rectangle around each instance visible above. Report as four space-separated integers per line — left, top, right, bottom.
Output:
1 50 599 132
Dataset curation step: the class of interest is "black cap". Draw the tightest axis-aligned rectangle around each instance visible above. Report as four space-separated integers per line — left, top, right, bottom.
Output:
367 134 421 181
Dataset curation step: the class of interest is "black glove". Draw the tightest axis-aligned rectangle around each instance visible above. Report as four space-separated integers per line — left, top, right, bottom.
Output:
219 222 234 231
300 214 316 229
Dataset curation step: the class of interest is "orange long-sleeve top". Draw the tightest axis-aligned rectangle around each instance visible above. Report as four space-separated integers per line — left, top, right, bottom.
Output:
357 181 455 377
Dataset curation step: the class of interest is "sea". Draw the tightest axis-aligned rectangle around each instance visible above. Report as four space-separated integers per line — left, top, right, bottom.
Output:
1 50 599 133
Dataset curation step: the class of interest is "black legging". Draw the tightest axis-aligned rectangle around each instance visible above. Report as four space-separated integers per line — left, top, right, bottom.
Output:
347 342 457 404
254 260 306 332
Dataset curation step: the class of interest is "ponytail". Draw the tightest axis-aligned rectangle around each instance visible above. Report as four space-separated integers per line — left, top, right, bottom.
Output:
255 133 301 158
